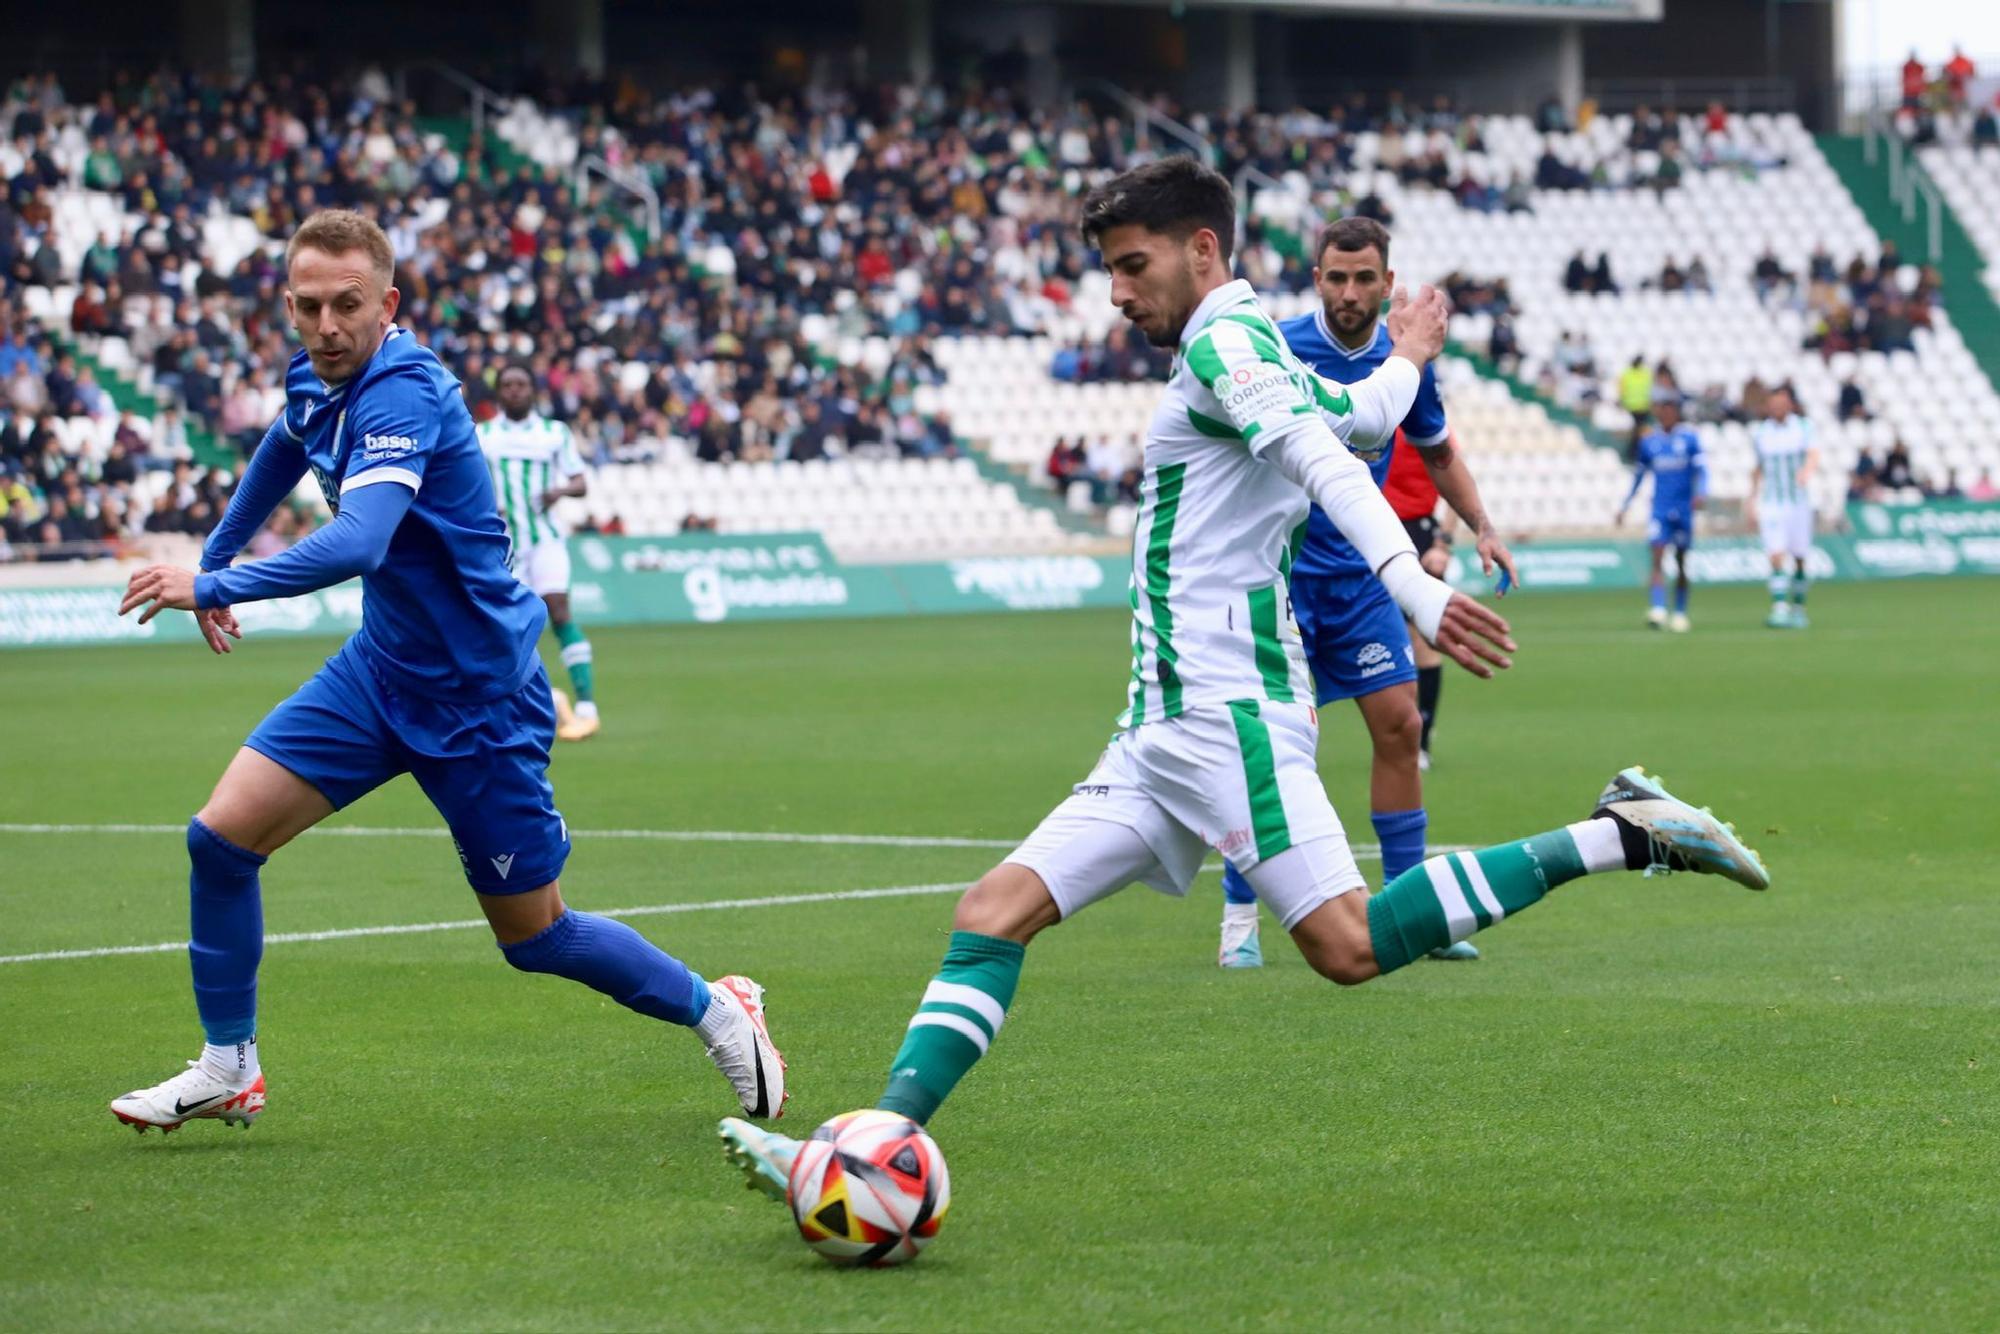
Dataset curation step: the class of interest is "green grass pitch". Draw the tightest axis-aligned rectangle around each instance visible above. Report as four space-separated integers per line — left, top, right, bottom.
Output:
3 580 1995 1331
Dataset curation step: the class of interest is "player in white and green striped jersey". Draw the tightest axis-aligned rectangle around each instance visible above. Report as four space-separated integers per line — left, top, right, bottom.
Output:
1747 384 1820 629
715 161 1771 1190
477 364 599 739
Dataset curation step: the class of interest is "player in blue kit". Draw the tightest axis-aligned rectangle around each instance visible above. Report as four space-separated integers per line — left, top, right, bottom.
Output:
1216 217 1519 968
1615 391 1707 632
108 211 786 1134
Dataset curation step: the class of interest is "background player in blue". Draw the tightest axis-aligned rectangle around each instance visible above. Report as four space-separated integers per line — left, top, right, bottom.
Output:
1615 391 1708 632
107 211 787 1134
1217 217 1519 968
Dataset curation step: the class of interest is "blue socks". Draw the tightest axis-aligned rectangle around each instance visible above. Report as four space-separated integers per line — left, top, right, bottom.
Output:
1649 583 1668 611
1223 807 1429 904
1370 808 1427 883
501 910 711 1026
189 818 709 1041
187 818 264 1045
1673 581 1690 613
1221 860 1257 905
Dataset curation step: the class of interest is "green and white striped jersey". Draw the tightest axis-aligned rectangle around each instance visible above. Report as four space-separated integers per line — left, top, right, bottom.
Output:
1121 279 1376 730
477 412 586 547
1752 414 1816 509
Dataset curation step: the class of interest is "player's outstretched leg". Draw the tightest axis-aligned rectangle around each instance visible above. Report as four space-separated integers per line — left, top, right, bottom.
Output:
1218 861 1263 968
1356 684 1476 962
1288 766 1768 983
719 859 1058 1202
110 748 333 1135
495 900 787 1119
109 819 272 1134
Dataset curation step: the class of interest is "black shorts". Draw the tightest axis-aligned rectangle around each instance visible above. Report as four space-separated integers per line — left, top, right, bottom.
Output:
1402 515 1439 557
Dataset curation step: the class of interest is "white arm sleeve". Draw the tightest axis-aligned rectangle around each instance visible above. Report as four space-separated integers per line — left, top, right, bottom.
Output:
1326 355 1422 452
1267 430 1456 642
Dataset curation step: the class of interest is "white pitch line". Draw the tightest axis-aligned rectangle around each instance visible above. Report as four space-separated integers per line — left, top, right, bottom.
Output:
0 842 1471 969
0 822 1018 849
0 881 974 966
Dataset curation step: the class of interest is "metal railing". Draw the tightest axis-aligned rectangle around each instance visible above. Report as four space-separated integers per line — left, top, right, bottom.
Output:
575 154 660 243
394 61 510 142
1584 77 1797 117
1233 164 1320 261
1075 79 1214 165
1862 118 1945 263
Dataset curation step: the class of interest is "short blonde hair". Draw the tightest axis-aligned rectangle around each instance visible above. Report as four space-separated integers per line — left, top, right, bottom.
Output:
286 209 394 289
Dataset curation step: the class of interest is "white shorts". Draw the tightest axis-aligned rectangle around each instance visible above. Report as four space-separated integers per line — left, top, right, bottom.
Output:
1004 701 1363 931
1758 504 1813 559
513 538 572 597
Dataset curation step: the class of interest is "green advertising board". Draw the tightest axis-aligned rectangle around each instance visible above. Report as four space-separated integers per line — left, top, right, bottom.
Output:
4 507 1997 650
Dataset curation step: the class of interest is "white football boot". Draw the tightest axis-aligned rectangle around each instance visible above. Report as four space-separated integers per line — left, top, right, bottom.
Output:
110 1059 266 1134
1218 905 1263 969
701 975 788 1119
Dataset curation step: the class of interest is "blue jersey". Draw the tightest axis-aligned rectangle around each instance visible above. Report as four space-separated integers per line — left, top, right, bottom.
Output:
1626 424 1707 519
273 328 544 700
1279 312 1449 578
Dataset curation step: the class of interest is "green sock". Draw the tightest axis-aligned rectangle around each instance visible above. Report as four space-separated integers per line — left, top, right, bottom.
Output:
1790 574 1808 607
878 930 1024 1124
554 620 594 703
1366 822 1621 974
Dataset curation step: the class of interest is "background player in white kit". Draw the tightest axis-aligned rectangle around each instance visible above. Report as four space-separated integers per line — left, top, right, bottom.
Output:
478 364 601 737
1747 384 1819 629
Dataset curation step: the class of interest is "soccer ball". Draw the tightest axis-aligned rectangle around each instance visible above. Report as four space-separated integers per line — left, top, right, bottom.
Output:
787 1109 950 1266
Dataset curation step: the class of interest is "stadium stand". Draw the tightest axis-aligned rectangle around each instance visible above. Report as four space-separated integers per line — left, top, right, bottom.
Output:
8 67 1993 566
1916 133 2000 305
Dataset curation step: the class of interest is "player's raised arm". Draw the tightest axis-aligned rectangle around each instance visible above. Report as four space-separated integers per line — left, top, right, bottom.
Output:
1190 290 1512 676
118 415 312 653
197 365 441 606
1336 284 1448 449
201 415 311 574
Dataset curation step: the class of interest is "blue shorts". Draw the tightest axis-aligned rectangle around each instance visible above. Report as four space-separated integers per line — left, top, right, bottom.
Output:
1292 570 1418 705
1649 511 1693 549
245 639 570 894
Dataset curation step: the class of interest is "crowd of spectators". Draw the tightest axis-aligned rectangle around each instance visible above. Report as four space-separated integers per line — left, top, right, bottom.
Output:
1893 47 1998 147
1849 439 1997 503
7 60 1974 563
1761 244 1941 358
1045 433 1140 506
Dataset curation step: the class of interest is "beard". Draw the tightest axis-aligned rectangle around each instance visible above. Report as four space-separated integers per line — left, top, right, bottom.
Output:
1140 315 1180 349
1329 303 1376 339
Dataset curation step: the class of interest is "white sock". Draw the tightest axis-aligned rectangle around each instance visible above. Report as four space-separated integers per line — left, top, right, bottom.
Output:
1567 819 1629 875
574 700 599 721
200 1038 259 1084
692 989 731 1042
1222 902 1259 926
